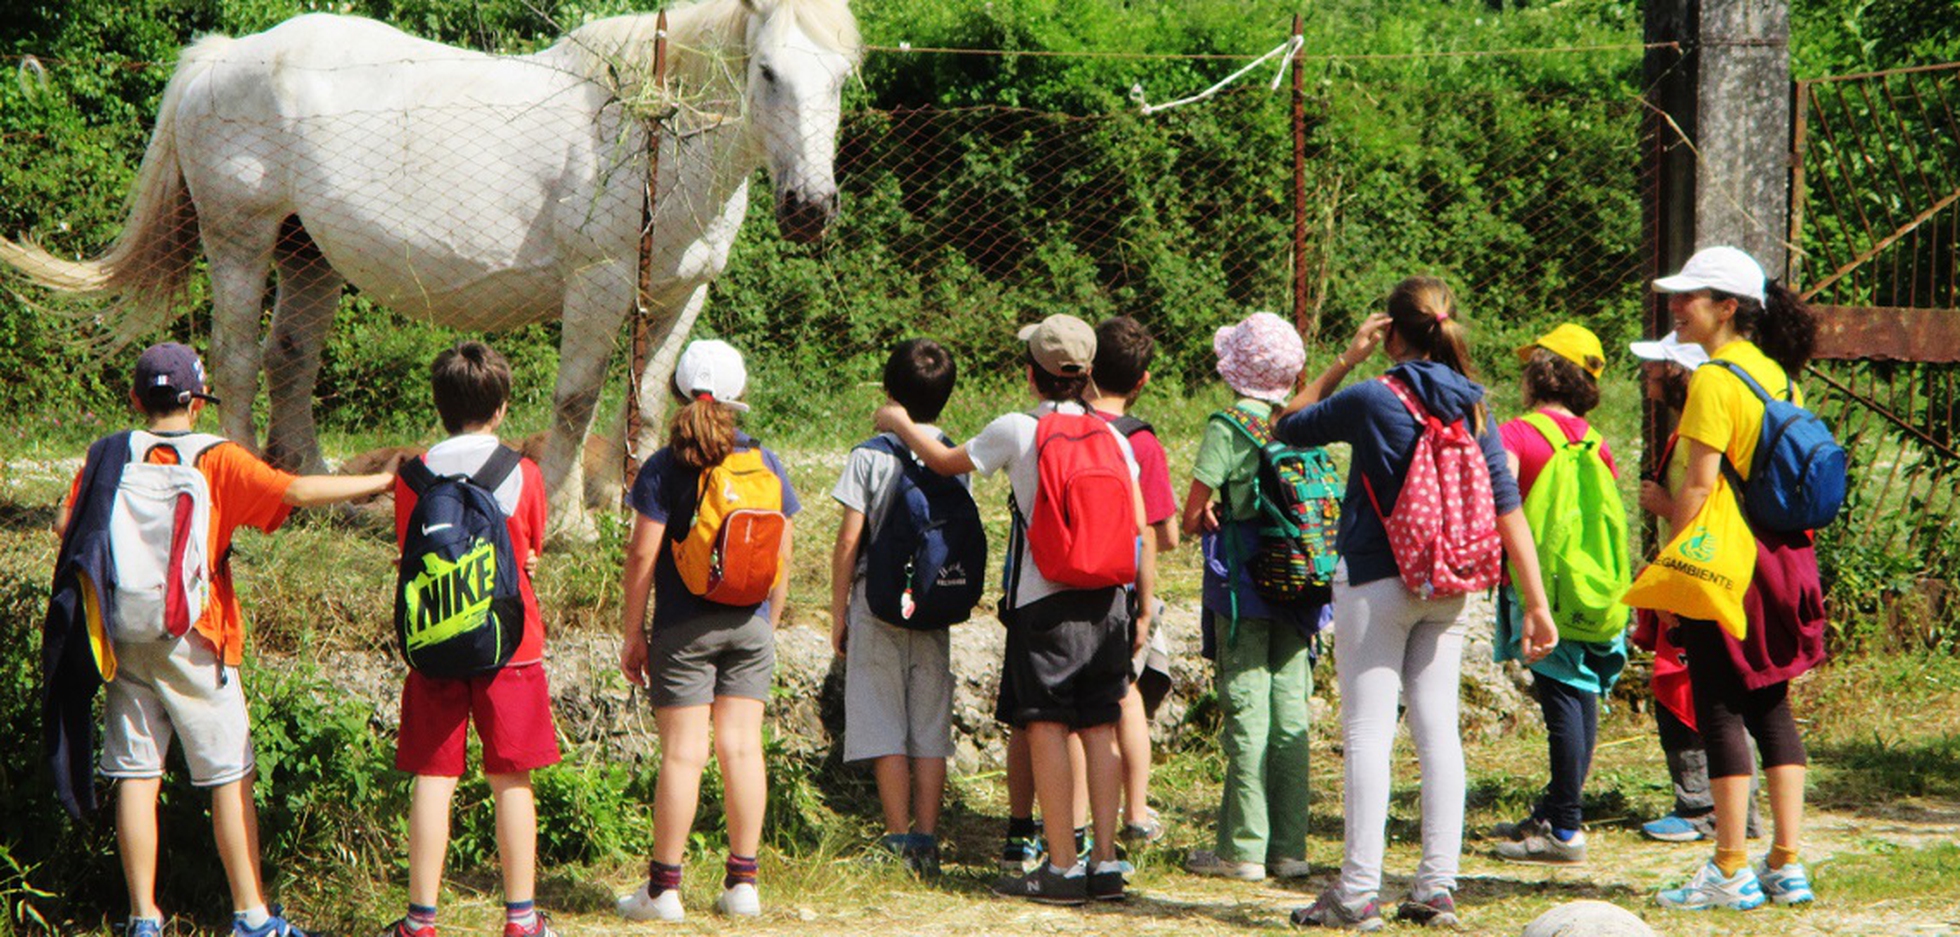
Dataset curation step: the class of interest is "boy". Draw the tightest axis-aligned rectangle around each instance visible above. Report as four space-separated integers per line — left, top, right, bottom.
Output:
875 314 1154 905
830 338 962 875
53 342 398 937
384 341 560 937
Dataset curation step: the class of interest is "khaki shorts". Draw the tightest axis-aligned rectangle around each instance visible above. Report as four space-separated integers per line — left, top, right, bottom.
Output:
843 587 954 762
648 607 776 708
100 632 255 787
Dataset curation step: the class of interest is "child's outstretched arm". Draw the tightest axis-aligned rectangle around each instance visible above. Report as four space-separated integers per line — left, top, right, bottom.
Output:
285 470 397 507
873 402 975 476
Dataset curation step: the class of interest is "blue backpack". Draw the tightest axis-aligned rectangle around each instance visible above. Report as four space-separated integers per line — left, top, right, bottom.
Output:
1709 360 1847 532
395 447 526 677
856 435 988 630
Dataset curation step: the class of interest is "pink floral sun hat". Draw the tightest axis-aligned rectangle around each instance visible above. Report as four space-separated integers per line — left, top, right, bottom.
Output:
1214 312 1305 403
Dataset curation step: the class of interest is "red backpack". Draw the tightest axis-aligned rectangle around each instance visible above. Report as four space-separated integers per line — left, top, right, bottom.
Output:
1362 376 1501 599
1023 408 1138 589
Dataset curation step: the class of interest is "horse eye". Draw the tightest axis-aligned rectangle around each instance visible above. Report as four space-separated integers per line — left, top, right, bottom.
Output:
758 64 777 85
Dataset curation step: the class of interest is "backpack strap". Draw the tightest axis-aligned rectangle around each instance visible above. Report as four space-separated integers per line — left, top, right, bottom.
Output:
471 445 523 493
1110 414 1154 438
1707 359 1796 404
399 457 437 497
1519 412 1597 453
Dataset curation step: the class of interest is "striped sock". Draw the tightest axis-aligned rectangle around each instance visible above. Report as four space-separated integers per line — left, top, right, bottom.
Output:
724 854 759 890
648 860 683 896
406 903 437 931
505 899 536 931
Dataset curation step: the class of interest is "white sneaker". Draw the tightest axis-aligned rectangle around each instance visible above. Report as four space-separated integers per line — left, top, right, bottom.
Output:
1656 861 1767 911
617 882 685 922
1756 859 1815 905
1184 849 1266 881
715 882 761 917
1267 857 1313 879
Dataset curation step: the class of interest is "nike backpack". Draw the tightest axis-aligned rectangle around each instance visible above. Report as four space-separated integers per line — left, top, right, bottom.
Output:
395 447 525 677
856 435 988 629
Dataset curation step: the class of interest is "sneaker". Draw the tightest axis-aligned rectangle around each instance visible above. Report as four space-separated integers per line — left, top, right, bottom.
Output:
1089 864 1127 902
715 882 760 917
1490 816 1550 841
1185 849 1266 881
1656 861 1768 911
1395 891 1462 929
1267 857 1313 880
617 882 685 922
1120 808 1166 844
992 863 1088 906
1495 828 1588 865
235 913 309 937
502 912 557 937
1290 890 1385 931
1000 833 1045 874
902 835 942 878
1641 814 1708 843
126 919 164 937
1757 859 1815 905
379 919 434 937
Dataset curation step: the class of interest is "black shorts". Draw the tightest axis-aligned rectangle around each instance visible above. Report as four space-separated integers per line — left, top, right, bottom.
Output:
993 587 1131 730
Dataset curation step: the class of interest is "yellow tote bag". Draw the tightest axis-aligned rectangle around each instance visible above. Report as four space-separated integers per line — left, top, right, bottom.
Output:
1621 475 1756 640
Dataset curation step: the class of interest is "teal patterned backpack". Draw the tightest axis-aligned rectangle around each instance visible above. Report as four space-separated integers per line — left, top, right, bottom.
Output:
1213 405 1343 602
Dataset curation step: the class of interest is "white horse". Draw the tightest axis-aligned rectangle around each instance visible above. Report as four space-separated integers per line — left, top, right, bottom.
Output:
0 0 858 535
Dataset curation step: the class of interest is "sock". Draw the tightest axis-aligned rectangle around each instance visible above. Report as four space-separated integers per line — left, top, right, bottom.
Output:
238 906 271 929
1006 816 1038 840
648 860 683 896
1073 825 1090 856
1767 843 1801 870
406 904 438 930
1714 847 1750 877
1049 861 1083 878
505 899 536 930
724 854 758 890
129 917 164 932
1093 860 1124 875
1552 827 1578 843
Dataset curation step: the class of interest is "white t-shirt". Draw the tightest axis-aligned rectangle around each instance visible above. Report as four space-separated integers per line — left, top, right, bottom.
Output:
967 401 1139 608
831 426 966 579
421 434 524 514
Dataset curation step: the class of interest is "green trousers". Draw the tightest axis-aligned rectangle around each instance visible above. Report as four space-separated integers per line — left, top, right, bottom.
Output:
1213 614 1313 864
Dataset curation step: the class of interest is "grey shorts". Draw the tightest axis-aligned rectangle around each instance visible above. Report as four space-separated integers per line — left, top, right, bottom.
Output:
648 607 776 708
843 589 954 762
100 632 255 787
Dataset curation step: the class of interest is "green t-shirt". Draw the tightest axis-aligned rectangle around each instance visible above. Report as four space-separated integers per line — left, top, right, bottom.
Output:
1192 399 1271 523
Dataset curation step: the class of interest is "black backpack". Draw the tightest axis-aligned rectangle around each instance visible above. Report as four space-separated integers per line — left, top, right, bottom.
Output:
394 447 525 677
856 434 988 629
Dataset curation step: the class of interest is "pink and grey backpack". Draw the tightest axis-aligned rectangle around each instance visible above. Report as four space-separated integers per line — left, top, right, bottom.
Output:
1362 376 1501 599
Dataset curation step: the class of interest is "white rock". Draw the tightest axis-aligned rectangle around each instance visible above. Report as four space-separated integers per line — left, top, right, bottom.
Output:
1520 900 1658 937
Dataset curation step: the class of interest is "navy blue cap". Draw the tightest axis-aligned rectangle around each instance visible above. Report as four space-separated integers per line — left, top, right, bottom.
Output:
132 342 221 406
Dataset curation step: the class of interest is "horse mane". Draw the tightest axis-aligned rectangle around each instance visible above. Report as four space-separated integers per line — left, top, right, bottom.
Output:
558 0 860 93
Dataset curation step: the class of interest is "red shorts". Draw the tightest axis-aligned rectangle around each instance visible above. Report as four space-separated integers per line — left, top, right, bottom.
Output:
396 663 561 777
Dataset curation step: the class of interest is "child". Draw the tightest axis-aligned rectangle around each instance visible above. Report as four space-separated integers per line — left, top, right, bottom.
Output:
51 343 397 937
383 342 560 937
1488 324 1627 866
830 338 962 875
617 339 799 922
876 314 1152 905
1179 312 1319 882
1277 281 1559 930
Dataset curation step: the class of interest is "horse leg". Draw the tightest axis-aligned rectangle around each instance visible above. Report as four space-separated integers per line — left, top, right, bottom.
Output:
262 217 342 474
545 261 633 542
633 281 712 462
202 223 278 451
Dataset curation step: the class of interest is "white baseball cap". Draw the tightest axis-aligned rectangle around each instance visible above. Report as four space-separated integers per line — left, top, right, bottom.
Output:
1629 331 1711 370
672 339 751 411
1652 245 1767 304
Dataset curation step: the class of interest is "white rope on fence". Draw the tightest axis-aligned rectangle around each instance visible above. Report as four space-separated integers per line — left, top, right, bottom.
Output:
1129 34 1304 115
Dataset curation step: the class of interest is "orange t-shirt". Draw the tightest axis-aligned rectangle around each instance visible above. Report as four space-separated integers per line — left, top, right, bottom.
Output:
69 434 296 665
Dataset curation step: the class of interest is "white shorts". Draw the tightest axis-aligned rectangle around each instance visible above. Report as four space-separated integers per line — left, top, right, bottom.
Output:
842 587 955 762
100 632 256 787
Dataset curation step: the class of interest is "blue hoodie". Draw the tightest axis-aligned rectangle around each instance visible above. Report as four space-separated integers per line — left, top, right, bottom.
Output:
1274 359 1521 588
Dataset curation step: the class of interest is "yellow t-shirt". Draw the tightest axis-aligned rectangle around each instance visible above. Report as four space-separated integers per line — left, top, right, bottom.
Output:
1675 339 1802 478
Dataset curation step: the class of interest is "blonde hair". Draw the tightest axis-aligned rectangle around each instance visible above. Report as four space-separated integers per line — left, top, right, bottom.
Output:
667 396 736 471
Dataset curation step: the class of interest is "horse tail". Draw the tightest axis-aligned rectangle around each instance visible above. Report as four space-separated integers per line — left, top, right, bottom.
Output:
0 35 232 345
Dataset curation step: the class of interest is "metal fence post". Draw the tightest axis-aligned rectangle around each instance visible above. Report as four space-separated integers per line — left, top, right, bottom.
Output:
623 10 669 510
1290 12 1312 342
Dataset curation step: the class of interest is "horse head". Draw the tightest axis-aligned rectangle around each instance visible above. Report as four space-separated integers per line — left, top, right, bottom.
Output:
742 0 858 243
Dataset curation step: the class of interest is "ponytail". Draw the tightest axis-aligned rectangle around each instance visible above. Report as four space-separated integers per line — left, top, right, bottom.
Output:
1386 276 1487 434
1752 280 1817 375
668 395 736 471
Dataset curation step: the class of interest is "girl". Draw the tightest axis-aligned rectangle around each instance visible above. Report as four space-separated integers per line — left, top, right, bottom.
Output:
1179 311 1320 883
1489 324 1626 865
1278 277 1558 931
616 340 800 923
1650 246 1825 911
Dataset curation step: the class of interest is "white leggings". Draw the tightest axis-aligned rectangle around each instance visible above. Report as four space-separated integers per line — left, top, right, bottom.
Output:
1332 572 1469 904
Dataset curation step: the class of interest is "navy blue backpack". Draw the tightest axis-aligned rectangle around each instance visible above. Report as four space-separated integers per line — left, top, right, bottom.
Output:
395 447 526 677
856 435 988 630
1709 360 1847 532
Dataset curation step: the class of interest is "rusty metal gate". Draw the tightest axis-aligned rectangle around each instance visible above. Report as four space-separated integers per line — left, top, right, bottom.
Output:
1790 62 1960 643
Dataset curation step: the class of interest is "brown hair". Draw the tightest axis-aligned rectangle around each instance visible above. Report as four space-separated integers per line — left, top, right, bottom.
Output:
1520 348 1600 416
1091 316 1155 396
431 341 512 434
1026 349 1091 403
1385 276 1485 433
1716 280 1817 374
1645 360 1693 413
667 391 737 472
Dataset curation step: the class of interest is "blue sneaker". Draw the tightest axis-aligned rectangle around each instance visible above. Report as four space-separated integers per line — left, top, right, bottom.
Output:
235 911 310 937
1000 833 1045 874
126 918 164 937
1642 814 1708 843
1757 859 1815 905
1657 861 1767 911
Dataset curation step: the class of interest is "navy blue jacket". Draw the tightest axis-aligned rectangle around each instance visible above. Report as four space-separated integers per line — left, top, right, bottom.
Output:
42 432 131 819
1274 360 1521 588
